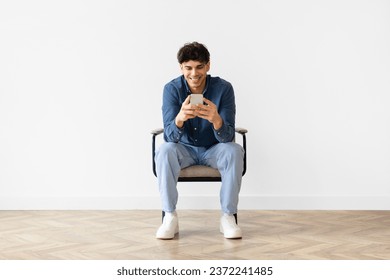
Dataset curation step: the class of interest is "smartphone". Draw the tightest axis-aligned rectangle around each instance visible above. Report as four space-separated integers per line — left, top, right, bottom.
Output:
190 94 203 105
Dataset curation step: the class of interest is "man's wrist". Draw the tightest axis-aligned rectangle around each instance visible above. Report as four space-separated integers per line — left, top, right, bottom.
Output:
175 117 184 128
213 117 223 130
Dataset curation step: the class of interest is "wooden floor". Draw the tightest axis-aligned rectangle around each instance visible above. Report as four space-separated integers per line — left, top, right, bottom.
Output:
0 210 390 260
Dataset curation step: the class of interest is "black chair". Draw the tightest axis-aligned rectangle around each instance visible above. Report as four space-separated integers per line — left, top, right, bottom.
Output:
151 127 248 222
152 127 248 181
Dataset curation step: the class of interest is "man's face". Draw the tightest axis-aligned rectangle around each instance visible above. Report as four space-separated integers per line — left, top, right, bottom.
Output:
180 60 210 93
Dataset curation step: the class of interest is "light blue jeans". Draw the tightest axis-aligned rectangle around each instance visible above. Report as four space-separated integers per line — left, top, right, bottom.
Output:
155 142 244 214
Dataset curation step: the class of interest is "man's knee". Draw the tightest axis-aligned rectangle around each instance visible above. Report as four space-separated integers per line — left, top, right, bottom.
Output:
222 142 244 160
155 142 179 162
157 142 178 155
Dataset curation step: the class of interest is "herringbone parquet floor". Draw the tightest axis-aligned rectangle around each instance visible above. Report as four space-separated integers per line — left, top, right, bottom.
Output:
0 210 389 260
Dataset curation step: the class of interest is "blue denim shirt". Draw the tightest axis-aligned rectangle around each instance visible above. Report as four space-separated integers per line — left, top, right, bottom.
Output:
162 75 236 148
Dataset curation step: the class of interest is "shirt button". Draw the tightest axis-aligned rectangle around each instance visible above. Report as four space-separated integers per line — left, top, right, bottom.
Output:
195 139 198 142
194 128 197 130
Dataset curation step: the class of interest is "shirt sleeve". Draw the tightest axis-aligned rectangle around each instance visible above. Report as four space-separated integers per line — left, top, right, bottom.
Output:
213 83 236 143
162 83 185 143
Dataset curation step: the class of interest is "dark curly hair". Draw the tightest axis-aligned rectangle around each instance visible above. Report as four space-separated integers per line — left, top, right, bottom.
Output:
177 42 210 64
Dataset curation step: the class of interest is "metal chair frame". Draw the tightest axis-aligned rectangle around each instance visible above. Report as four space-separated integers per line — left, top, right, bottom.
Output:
152 127 247 223
151 128 247 181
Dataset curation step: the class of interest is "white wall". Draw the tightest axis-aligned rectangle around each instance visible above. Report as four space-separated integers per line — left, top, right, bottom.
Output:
1 0 389 210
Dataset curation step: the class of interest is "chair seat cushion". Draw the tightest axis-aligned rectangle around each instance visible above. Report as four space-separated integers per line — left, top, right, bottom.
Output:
179 165 221 178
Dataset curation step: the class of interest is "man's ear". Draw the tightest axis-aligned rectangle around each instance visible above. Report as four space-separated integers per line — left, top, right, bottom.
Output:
206 61 211 71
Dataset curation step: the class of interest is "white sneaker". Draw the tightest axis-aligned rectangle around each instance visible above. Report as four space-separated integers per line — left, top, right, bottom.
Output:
220 214 242 239
156 212 179 239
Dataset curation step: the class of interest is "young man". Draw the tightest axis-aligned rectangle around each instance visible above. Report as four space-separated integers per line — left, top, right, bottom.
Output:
155 42 244 239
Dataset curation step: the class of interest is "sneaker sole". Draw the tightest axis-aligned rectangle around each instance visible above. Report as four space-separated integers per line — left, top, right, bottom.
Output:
156 233 178 240
156 227 179 240
220 225 242 239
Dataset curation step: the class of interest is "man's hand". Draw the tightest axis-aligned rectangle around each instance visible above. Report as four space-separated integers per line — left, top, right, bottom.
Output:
175 95 198 128
196 98 223 130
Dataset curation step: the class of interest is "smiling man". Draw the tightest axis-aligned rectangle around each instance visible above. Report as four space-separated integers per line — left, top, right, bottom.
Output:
155 42 244 239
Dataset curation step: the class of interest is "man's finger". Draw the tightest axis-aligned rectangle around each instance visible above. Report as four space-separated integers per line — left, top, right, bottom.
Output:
183 95 191 105
202 97 214 106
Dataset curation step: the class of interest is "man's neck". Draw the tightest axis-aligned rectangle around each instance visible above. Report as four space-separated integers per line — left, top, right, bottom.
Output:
189 79 207 94
190 87 204 94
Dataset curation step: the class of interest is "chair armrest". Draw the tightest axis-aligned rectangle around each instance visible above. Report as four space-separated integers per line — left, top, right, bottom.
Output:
235 127 248 135
151 128 164 136
235 127 248 177
152 128 164 177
